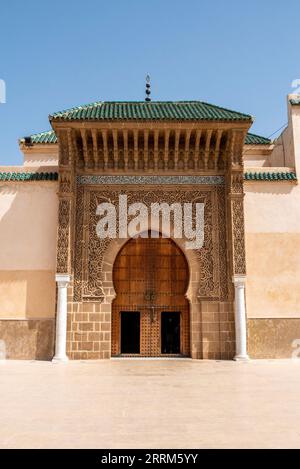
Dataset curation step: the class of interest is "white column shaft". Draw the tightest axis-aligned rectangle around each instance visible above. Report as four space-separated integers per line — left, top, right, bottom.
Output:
53 275 70 363
233 277 249 361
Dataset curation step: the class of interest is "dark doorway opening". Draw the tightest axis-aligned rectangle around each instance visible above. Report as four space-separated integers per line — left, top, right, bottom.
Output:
161 311 181 354
121 311 140 354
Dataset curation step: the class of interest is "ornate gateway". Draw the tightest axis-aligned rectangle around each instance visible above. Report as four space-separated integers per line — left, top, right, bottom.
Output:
51 101 251 361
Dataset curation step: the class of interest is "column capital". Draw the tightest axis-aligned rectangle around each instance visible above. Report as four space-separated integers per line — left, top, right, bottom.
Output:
232 275 246 287
55 273 71 287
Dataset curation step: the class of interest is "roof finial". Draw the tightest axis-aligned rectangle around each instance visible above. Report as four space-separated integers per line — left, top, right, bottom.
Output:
145 74 151 102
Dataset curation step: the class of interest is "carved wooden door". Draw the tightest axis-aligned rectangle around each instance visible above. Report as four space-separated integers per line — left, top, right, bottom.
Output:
112 235 190 357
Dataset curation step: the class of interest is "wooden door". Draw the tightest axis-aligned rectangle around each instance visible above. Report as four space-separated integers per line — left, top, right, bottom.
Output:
111 235 190 357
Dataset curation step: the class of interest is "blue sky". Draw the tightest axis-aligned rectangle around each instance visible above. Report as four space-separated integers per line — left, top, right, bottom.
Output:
0 0 299 165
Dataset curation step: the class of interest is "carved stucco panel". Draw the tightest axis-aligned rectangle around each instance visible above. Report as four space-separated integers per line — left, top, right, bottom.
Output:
56 198 71 274
232 198 246 276
73 185 228 302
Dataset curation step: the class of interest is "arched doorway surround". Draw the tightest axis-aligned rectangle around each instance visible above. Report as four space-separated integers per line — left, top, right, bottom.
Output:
111 234 190 357
100 225 204 359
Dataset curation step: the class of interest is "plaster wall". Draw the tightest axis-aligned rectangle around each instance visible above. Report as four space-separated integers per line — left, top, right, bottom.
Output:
244 181 300 318
0 181 58 319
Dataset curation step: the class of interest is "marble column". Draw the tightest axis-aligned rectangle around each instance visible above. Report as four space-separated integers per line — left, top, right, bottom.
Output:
233 276 249 361
52 274 70 363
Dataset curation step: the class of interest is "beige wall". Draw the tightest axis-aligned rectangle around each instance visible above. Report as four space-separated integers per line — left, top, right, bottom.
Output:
0 181 58 319
244 147 272 167
271 126 294 167
245 181 300 318
244 96 300 320
22 145 58 167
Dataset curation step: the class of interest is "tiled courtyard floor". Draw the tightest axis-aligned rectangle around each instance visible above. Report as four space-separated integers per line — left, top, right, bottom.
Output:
0 359 300 448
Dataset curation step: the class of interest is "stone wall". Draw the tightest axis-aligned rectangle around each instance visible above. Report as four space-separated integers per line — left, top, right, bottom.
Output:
0 319 54 359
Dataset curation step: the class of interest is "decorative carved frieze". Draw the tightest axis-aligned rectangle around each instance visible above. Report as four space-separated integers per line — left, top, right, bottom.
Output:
73 185 228 302
57 130 69 166
230 172 244 194
56 127 233 172
232 129 246 166
56 129 75 275
225 128 247 278
56 199 71 274
232 199 246 275
77 175 225 186
59 170 72 194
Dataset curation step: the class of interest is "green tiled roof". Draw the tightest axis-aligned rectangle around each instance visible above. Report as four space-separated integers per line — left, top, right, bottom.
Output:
19 130 57 145
290 98 300 105
0 172 58 181
244 171 297 181
244 133 271 145
49 101 253 122
23 129 271 146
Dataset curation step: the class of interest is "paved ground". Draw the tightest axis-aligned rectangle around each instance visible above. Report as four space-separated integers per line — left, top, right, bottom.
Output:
0 359 300 448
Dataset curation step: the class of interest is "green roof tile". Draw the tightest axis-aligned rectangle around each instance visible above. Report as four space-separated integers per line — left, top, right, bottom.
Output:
244 171 297 181
244 132 271 145
1 170 295 183
49 101 253 122
0 172 58 181
290 98 300 105
19 130 58 145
